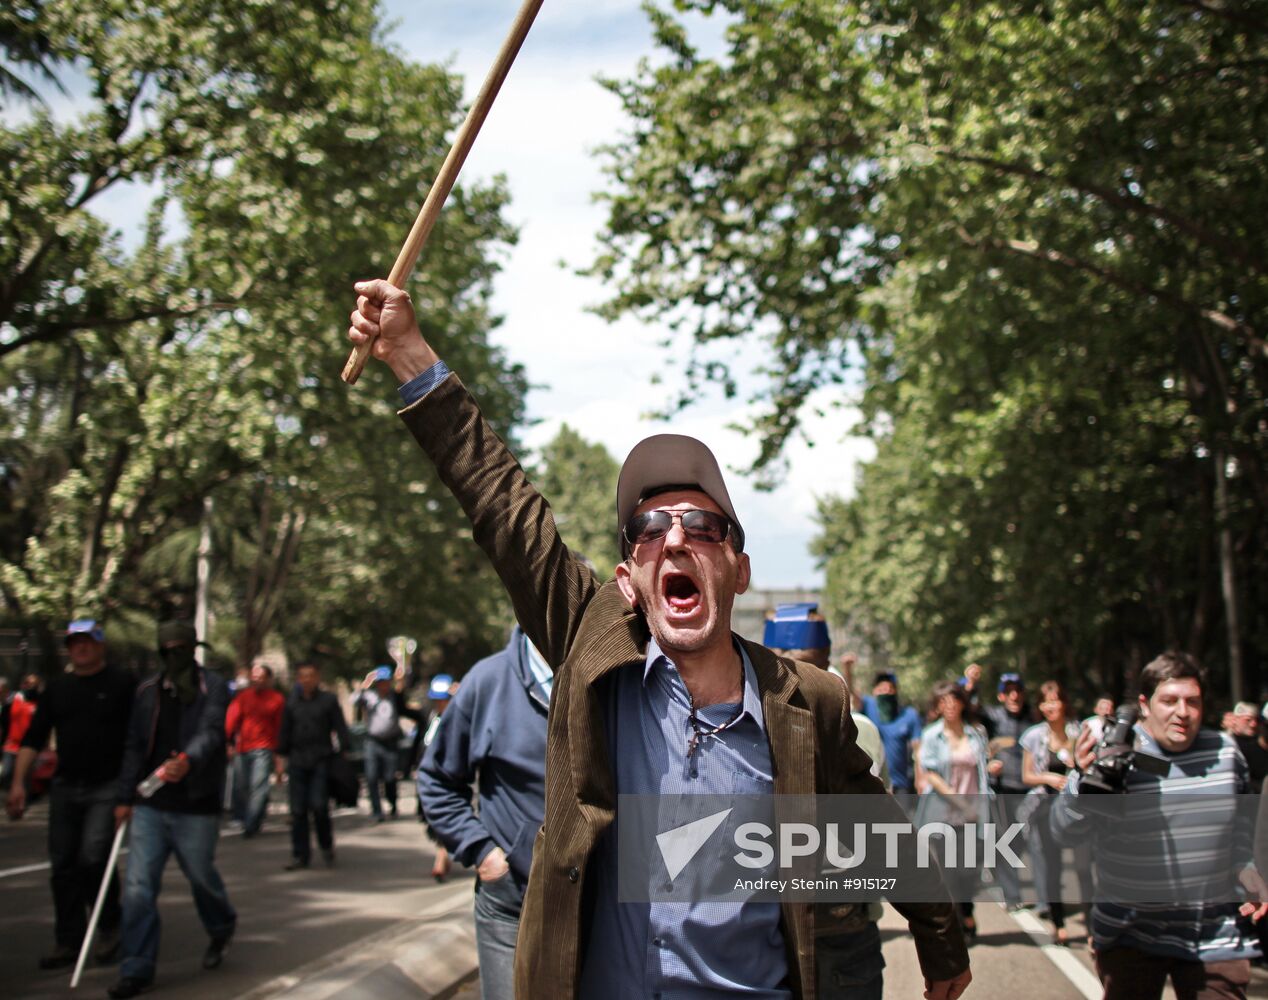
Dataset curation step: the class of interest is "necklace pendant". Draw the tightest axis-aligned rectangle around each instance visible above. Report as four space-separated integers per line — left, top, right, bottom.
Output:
687 732 699 758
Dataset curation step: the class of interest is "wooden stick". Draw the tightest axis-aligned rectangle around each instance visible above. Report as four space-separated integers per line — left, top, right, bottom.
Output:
341 0 547 384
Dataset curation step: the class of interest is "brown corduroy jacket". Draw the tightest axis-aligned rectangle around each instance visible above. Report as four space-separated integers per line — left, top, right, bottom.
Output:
400 374 968 999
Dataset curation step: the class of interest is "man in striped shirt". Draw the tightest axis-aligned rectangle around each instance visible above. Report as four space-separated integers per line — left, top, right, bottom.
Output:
1052 651 1267 1000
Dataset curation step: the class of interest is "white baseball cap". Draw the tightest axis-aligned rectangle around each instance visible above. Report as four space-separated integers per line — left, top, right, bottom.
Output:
615 434 744 555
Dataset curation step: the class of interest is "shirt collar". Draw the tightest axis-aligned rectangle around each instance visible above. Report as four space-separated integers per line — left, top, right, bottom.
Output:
644 636 767 734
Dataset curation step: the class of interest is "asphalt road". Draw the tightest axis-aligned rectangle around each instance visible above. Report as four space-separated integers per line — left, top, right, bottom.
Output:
450 896 1268 999
1 792 470 1000
6 791 1268 999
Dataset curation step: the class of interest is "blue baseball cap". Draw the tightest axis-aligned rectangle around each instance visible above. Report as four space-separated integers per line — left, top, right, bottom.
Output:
428 674 454 700
998 672 1023 692
373 665 394 683
66 619 104 644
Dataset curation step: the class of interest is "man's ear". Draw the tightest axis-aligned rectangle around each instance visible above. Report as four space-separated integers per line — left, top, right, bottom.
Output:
615 560 638 609
734 552 752 596
1137 693 1150 720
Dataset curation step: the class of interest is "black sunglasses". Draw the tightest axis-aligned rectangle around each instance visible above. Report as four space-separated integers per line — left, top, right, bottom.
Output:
622 508 741 550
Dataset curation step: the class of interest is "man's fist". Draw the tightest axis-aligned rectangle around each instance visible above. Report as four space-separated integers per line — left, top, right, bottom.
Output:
114 805 132 829
161 752 190 783
925 967 972 1000
349 280 438 383
478 846 511 883
1239 867 1268 922
6 786 26 820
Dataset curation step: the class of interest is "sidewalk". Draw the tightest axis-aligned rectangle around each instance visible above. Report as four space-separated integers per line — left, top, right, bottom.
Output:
239 850 479 1000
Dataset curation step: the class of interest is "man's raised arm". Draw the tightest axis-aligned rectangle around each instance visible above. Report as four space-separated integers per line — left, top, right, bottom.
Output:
348 280 599 666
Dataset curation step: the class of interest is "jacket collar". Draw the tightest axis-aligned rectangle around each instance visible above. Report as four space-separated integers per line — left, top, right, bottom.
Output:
567 583 815 806
573 583 803 707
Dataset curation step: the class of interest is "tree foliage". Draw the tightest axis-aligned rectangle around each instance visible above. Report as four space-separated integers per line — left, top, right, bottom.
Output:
592 0 1267 697
532 424 622 578
1 0 527 674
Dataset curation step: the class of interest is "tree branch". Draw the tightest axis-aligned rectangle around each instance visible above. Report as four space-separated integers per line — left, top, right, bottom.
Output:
941 149 1266 276
956 228 1265 361
0 294 253 359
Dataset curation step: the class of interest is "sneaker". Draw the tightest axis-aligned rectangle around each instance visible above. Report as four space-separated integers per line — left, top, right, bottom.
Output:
38 944 78 970
95 927 122 964
321 848 336 868
284 857 309 871
202 929 233 970
107 977 152 999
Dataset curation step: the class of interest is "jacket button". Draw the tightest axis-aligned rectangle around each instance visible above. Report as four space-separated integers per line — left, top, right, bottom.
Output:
567 867 579 883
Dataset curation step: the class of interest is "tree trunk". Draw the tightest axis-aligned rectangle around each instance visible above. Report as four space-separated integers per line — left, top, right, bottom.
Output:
1213 449 1245 702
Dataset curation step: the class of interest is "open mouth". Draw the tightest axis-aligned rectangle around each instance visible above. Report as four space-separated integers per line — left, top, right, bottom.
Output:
662 571 703 616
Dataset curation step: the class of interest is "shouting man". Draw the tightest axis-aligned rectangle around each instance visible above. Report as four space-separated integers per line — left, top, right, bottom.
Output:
346 280 970 999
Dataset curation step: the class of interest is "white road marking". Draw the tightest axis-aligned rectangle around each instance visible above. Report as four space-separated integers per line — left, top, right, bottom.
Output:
0 807 364 879
0 861 51 879
1007 905 1103 1000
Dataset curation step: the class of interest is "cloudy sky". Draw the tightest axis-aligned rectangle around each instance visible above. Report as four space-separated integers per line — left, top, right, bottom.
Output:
381 0 875 588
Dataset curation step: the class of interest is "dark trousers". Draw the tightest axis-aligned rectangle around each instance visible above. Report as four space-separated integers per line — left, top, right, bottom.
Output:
1095 946 1249 1000
48 777 120 947
993 791 1026 906
816 921 885 999
288 760 331 864
1029 800 1066 929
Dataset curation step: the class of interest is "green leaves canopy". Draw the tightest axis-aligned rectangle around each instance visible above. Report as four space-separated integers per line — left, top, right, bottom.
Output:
1 0 527 672
592 0 1267 695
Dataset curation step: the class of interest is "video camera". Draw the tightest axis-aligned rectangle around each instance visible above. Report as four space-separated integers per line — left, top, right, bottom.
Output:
1080 704 1170 793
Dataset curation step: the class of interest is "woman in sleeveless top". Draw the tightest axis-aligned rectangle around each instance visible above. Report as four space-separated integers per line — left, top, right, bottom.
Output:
1021 680 1081 944
916 679 992 941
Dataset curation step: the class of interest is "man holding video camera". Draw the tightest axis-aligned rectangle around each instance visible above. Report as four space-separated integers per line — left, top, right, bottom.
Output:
1052 651 1267 1000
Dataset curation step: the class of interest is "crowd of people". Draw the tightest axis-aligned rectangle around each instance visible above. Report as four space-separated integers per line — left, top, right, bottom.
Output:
4 596 1266 1000
0 620 462 999
0 274 1262 1000
839 651 1268 988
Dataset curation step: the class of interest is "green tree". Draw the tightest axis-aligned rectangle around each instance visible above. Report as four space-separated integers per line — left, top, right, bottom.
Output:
0 0 527 675
591 1 1267 697
532 424 622 578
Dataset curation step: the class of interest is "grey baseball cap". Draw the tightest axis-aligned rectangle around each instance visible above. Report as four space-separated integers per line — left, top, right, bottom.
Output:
616 434 744 553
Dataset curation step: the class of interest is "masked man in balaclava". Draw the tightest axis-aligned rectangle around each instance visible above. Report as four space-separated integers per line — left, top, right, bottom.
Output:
859 671 925 810
109 621 236 1000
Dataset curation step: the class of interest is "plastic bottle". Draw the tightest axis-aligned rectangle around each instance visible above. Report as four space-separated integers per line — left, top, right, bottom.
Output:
136 753 187 798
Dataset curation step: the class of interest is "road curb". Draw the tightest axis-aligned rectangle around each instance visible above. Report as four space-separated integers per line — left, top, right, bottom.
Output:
238 880 478 1000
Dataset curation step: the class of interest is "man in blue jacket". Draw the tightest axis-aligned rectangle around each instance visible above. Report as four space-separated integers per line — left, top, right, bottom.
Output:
109 621 236 999
417 626 549 1000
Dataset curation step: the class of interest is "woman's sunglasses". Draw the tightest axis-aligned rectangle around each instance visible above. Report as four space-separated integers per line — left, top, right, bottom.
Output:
622 508 742 550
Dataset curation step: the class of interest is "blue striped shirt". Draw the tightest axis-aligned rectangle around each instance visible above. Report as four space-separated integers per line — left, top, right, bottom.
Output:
1052 727 1258 962
578 639 791 999
398 361 452 407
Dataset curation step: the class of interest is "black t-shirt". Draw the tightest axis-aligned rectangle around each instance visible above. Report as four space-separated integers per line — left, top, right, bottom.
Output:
21 664 137 784
1234 733 1268 791
142 684 218 814
981 704 1031 792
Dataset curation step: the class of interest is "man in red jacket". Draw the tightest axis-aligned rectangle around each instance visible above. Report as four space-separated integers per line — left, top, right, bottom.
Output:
224 664 285 837
1 673 40 789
